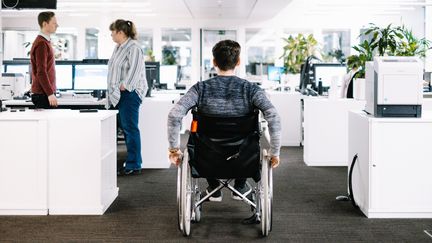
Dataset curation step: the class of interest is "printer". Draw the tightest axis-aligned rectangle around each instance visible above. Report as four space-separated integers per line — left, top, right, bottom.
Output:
365 56 423 117
0 73 26 100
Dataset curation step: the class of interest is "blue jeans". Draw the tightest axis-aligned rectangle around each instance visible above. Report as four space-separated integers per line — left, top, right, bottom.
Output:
118 90 142 170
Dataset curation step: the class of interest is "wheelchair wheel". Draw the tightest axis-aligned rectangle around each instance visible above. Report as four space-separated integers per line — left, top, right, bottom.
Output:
260 151 272 236
269 160 273 232
192 178 201 223
177 154 184 232
180 150 193 236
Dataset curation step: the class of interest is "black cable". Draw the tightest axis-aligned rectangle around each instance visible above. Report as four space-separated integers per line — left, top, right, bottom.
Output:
336 153 359 209
348 154 359 208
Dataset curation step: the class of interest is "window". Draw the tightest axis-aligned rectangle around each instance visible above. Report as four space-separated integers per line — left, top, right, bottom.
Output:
161 28 192 85
137 29 153 61
245 28 277 76
2 30 77 61
201 29 236 80
322 30 350 63
85 28 98 59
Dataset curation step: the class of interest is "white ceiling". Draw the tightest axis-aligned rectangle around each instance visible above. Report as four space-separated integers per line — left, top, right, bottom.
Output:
0 0 293 20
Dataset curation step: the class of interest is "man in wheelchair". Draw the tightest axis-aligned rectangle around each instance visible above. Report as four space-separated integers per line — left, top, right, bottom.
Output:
167 40 281 236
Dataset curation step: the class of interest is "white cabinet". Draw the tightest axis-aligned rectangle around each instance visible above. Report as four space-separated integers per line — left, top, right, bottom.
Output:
139 94 179 168
0 114 48 215
303 97 365 166
267 91 302 146
0 110 118 215
348 111 432 218
48 111 118 215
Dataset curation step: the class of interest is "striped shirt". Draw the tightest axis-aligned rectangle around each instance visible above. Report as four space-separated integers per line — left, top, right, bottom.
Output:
107 38 148 108
167 75 282 157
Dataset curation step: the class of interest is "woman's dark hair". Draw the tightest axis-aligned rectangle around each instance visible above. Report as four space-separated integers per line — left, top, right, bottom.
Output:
212 40 241 71
109 19 137 40
38 11 55 28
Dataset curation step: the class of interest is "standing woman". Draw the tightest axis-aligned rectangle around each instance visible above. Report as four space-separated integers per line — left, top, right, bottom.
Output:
107 19 148 175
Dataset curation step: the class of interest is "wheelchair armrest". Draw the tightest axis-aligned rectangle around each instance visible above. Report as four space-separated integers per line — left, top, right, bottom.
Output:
258 114 271 147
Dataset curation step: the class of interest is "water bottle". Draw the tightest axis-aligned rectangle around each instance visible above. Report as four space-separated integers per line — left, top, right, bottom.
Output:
318 78 323 95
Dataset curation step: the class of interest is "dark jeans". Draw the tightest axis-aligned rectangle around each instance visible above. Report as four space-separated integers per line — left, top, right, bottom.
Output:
118 90 142 170
31 94 50 109
207 178 247 190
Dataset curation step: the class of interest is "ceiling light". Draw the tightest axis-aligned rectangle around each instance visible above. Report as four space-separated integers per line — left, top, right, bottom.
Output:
57 2 151 7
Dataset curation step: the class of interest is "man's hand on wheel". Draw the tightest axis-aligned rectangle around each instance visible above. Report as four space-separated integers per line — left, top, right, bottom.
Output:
169 148 183 166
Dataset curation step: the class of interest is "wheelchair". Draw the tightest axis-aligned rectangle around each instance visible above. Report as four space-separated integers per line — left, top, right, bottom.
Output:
176 108 273 236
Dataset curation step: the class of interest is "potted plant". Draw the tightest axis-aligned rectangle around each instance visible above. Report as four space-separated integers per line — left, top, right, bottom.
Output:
280 33 319 88
145 49 156 62
280 33 319 74
364 23 404 56
346 23 431 99
395 26 431 57
348 23 431 78
346 39 374 78
324 49 346 64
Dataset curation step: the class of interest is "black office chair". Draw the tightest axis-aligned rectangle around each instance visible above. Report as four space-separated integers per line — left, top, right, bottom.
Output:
346 71 359 99
177 108 273 236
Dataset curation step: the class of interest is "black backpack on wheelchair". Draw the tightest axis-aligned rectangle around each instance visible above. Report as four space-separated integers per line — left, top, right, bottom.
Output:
177 108 273 236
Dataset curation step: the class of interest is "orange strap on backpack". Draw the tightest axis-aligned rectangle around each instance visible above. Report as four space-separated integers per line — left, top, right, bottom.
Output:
190 120 198 133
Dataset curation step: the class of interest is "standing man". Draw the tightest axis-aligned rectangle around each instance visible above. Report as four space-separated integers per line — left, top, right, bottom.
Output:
30 11 58 109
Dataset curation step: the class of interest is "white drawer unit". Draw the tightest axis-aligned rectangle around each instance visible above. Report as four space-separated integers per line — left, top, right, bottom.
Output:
348 111 432 218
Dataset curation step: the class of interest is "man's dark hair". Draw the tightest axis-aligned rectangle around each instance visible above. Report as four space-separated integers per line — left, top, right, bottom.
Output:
212 40 241 71
38 11 55 28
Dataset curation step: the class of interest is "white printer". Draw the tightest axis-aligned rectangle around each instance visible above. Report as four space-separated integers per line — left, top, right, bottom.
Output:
0 73 26 100
365 56 423 117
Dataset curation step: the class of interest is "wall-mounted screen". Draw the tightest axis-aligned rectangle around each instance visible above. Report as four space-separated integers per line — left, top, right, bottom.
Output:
74 64 108 90
55 65 73 90
2 0 57 9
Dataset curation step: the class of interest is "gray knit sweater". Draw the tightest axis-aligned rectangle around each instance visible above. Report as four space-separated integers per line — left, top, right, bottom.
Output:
167 75 281 156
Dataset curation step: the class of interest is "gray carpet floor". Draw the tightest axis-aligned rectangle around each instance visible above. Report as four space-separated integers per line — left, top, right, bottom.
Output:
1 144 432 242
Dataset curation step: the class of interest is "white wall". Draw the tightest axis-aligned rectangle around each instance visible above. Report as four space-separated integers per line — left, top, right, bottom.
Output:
426 6 432 72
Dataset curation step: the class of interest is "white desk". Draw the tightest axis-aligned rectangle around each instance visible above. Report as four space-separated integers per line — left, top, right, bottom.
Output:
422 98 432 111
348 111 432 218
303 97 366 166
47 110 118 215
139 94 180 169
0 109 118 215
3 98 107 108
267 91 302 146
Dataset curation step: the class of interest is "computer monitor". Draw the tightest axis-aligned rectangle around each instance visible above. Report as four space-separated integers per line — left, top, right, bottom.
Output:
5 64 29 76
74 64 108 90
55 64 73 90
267 66 284 82
159 65 177 90
313 63 347 89
144 62 160 97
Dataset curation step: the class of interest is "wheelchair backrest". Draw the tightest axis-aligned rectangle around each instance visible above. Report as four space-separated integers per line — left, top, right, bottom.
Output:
187 108 261 181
